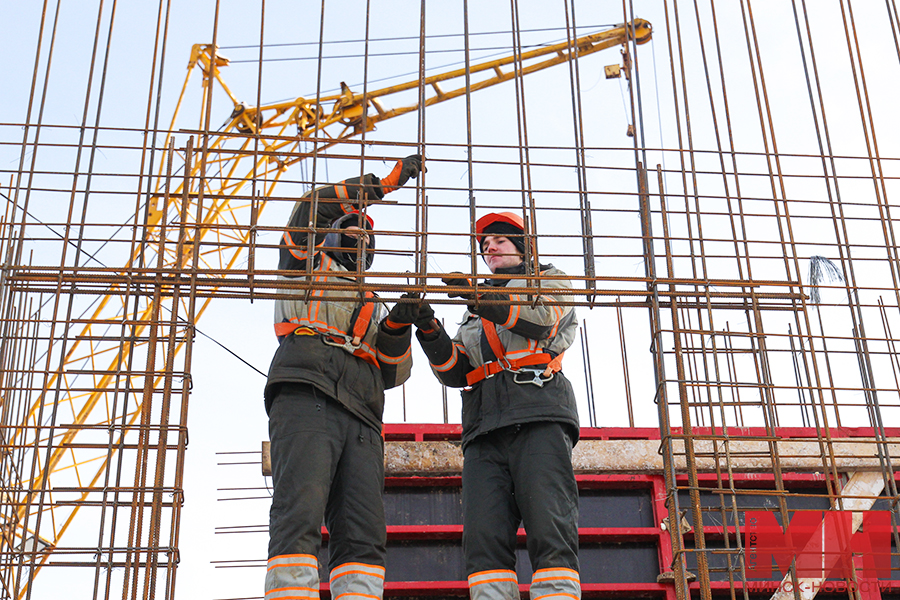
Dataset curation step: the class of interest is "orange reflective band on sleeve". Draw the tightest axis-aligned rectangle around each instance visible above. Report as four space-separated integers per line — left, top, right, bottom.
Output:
377 346 411 365
502 296 521 329
432 344 462 372
383 319 409 331
282 229 326 263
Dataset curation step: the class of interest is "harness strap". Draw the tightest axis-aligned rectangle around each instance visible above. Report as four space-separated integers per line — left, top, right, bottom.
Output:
466 352 554 386
350 292 376 345
466 319 563 386
482 320 507 363
274 321 310 337
273 291 379 368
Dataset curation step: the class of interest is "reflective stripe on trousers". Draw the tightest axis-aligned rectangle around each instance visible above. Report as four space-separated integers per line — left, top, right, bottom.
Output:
530 567 581 600
468 569 519 600
330 562 385 600
265 554 320 600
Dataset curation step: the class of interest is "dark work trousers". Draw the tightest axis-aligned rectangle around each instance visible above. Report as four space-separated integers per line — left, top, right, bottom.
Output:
462 420 579 575
267 382 386 570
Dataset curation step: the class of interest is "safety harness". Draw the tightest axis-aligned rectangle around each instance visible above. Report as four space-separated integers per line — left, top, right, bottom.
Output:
273 291 379 368
465 319 564 387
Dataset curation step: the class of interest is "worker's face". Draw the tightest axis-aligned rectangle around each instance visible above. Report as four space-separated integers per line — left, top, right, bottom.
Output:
481 235 523 273
344 225 370 248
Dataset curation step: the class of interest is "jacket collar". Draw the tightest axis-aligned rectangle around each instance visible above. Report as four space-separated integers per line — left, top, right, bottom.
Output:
484 261 551 287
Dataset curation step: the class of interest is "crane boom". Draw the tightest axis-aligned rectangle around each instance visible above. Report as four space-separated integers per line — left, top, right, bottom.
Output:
0 19 651 597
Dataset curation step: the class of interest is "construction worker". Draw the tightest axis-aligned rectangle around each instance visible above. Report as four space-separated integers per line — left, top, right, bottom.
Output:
404 212 581 600
264 156 423 600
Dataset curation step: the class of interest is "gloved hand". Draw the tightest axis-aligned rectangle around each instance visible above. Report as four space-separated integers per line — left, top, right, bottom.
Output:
380 154 425 194
441 273 475 300
413 300 436 331
385 293 421 328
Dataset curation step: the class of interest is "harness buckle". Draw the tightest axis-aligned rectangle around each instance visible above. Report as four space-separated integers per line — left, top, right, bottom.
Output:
321 332 361 353
511 367 554 388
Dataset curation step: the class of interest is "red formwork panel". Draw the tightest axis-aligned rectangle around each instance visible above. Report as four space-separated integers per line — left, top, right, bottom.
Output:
365 426 900 599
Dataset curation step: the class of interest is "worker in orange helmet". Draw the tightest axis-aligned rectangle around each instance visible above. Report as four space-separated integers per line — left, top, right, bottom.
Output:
264 156 423 600
400 211 581 600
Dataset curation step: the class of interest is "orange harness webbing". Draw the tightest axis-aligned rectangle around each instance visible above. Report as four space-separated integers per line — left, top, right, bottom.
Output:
465 319 563 386
274 292 379 368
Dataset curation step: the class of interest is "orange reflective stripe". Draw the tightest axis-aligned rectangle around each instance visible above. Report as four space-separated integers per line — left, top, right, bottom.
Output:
532 567 579 582
332 594 381 600
433 344 463 372
502 295 521 329
330 567 385 582
470 577 518 587
265 586 320 597
383 319 408 331
377 346 411 365
267 553 318 570
283 232 308 261
283 230 325 262
532 594 580 600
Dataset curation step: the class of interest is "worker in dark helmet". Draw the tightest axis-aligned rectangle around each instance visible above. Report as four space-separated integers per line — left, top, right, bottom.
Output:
264 155 423 600
402 211 581 600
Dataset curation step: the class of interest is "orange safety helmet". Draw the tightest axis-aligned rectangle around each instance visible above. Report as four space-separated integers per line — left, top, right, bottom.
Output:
475 211 527 254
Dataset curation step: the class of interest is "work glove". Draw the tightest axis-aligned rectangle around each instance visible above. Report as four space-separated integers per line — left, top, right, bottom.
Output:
385 292 436 329
380 154 425 194
413 299 437 331
441 273 475 300
385 293 421 328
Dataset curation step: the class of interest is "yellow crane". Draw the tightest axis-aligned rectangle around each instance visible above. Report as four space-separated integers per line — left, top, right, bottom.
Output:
1 19 650 598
